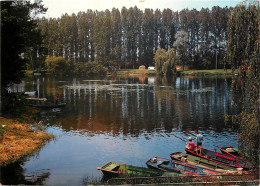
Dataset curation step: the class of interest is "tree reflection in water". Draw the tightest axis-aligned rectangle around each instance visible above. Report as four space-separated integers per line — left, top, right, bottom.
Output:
0 161 50 185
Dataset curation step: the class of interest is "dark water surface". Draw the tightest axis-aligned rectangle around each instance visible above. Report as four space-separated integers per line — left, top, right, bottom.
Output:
2 75 240 185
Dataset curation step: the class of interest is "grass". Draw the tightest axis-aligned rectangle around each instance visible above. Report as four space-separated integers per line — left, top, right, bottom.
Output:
112 69 237 77
179 69 238 76
114 69 156 76
0 93 55 166
0 117 54 166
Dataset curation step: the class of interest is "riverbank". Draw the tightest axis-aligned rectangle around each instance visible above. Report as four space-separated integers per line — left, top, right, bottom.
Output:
114 69 237 77
179 69 237 76
0 117 54 166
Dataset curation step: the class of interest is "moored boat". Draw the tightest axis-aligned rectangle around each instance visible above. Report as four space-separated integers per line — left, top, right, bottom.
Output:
24 91 37 96
146 156 220 175
185 148 252 170
97 162 169 177
170 152 234 171
26 97 47 101
220 146 248 159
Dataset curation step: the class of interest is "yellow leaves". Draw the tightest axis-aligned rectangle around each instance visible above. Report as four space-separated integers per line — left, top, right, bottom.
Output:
8 124 28 131
0 117 53 166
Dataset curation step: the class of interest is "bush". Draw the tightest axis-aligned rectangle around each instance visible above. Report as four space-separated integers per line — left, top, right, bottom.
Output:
73 61 106 76
45 56 69 75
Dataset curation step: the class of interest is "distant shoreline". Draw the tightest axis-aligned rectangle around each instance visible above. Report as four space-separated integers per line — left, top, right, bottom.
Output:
115 69 237 77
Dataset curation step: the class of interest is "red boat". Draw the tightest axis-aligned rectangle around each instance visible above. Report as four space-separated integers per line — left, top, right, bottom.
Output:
185 148 252 170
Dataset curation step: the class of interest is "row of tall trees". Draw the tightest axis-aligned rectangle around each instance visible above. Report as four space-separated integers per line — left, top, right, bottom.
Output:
36 6 232 70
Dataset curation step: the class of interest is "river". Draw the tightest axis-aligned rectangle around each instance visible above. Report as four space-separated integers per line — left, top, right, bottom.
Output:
2 75 241 185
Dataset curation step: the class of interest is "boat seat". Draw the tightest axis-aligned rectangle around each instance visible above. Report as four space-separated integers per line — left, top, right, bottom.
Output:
158 164 181 173
106 164 120 171
226 148 236 152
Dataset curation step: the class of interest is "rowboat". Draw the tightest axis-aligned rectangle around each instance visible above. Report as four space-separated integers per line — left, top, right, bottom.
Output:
220 146 248 159
28 103 66 108
26 97 47 101
97 162 173 177
170 152 233 171
146 157 220 175
24 91 36 96
185 148 252 170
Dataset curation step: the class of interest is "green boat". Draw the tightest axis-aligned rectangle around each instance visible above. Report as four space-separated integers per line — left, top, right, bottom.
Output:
170 152 235 171
220 146 248 159
98 162 179 177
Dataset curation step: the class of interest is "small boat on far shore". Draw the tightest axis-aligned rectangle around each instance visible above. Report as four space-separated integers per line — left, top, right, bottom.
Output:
146 157 220 175
24 91 36 96
26 97 47 101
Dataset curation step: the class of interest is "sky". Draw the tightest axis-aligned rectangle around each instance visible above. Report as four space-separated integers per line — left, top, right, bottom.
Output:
39 0 244 18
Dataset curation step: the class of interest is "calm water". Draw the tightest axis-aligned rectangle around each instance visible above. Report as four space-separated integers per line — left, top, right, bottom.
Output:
2 75 240 185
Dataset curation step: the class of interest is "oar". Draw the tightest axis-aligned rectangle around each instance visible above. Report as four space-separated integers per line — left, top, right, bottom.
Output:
170 132 188 143
160 132 187 144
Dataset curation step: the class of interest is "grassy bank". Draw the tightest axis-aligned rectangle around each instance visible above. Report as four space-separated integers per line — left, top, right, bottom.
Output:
179 69 238 76
0 117 54 166
113 69 237 77
114 69 156 76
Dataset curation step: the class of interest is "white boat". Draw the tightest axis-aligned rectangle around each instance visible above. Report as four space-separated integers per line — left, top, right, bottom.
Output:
26 97 47 101
148 66 155 71
24 91 36 96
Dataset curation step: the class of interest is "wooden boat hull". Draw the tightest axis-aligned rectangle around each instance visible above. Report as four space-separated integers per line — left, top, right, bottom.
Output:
28 103 66 108
146 157 220 175
185 148 252 170
170 152 233 171
98 162 167 177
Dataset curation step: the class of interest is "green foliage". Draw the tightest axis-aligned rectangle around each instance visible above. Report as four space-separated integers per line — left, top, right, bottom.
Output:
154 48 176 77
44 56 106 76
45 56 69 75
73 61 106 76
226 0 259 168
1 1 46 88
173 30 189 70
154 48 167 75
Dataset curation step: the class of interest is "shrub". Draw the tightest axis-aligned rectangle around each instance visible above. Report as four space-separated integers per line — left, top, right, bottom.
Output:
45 56 69 75
73 61 106 76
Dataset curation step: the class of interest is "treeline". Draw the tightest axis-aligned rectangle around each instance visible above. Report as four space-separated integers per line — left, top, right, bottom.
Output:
36 6 232 70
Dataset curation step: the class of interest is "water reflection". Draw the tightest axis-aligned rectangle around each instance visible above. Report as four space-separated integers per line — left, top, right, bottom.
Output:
5 75 241 185
0 161 50 185
9 75 239 135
